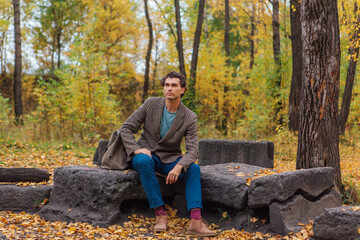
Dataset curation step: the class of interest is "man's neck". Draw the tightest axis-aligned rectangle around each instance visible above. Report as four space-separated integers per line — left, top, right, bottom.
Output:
165 98 180 113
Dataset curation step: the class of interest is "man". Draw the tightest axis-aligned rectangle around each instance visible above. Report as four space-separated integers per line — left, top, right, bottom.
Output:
120 71 216 236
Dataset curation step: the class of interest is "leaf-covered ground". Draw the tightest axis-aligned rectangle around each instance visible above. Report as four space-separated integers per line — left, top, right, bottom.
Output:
0 136 359 239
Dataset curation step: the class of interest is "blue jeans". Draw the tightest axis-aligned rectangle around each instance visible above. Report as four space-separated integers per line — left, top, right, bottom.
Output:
132 153 203 211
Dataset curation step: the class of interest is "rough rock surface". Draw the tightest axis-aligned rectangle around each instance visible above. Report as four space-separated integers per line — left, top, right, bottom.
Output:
248 167 335 208
0 185 52 212
201 163 265 210
39 166 173 227
93 140 109 166
313 206 360 240
269 190 342 234
198 139 274 168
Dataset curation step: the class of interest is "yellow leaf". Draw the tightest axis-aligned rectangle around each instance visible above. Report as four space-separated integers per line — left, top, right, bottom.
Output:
67 227 76 235
358 228 360 235
222 211 228 218
250 217 258 223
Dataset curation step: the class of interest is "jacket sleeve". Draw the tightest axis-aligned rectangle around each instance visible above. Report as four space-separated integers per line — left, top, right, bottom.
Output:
120 99 149 157
177 114 199 172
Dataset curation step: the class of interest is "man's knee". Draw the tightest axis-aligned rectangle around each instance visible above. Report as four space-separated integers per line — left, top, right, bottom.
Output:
133 154 154 170
188 163 200 174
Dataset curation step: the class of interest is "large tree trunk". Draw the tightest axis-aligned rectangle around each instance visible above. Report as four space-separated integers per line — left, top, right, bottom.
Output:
297 0 342 188
271 0 282 125
13 0 23 124
143 0 153 102
0 168 51 182
174 0 186 78
339 3 360 134
288 0 302 131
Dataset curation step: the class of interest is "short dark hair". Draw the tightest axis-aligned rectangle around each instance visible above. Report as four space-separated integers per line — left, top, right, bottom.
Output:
160 71 187 97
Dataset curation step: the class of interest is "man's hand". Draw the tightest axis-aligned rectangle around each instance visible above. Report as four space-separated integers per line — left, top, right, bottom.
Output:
166 165 183 184
134 148 151 157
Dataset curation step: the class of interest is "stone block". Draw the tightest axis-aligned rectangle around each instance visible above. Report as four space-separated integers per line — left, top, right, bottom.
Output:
248 167 335 208
201 163 265 210
313 206 360 240
0 185 52 212
93 140 109 166
270 190 341 234
39 165 174 227
198 139 274 168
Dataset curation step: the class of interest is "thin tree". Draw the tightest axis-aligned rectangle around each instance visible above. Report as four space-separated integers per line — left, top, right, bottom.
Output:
174 0 186 78
288 0 302 131
339 2 360 134
249 0 256 70
13 0 23 124
221 0 230 134
297 0 342 188
142 0 153 102
270 0 282 125
189 0 205 86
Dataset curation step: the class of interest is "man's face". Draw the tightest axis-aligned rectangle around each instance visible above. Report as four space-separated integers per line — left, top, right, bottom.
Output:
163 77 185 100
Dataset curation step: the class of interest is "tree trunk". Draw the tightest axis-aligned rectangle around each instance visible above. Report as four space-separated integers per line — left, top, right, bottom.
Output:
0 168 51 182
224 0 230 63
297 0 342 188
189 0 205 87
339 3 360 134
271 0 282 125
13 0 23 124
221 0 230 135
143 0 153 102
288 0 302 131
250 0 256 70
174 0 186 78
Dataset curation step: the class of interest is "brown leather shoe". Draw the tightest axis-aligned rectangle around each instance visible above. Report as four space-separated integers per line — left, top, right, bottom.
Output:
188 218 217 237
153 215 167 232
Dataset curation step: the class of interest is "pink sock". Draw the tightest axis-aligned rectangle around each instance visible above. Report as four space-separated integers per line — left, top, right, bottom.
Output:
190 208 202 220
154 206 166 216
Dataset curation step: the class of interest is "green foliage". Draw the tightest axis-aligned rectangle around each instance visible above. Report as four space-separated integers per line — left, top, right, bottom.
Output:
0 93 12 136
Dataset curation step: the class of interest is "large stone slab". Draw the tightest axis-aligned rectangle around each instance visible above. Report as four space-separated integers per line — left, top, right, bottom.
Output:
269 190 342 234
313 206 360 240
39 163 265 227
39 165 174 227
198 139 274 168
0 185 52 212
201 163 265 210
248 167 335 208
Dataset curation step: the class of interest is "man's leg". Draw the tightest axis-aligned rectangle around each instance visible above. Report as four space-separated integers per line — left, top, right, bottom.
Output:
132 153 164 209
132 153 167 232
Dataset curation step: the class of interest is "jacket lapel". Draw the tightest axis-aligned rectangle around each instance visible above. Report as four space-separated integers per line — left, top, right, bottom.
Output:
159 101 185 143
153 98 165 140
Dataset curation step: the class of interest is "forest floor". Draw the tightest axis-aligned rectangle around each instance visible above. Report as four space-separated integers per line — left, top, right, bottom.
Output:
0 131 359 239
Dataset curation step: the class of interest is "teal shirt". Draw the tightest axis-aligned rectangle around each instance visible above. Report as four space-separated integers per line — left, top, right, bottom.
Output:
160 105 177 139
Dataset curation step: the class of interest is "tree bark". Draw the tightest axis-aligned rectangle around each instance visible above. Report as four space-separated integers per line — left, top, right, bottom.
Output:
339 3 360 134
297 0 342 188
189 0 205 86
221 0 230 135
250 0 256 70
143 0 153 102
174 0 186 78
271 0 282 125
13 0 23 124
288 0 302 131
0 168 51 182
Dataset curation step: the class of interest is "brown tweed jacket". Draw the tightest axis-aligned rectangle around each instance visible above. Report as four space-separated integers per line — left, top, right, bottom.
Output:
120 97 198 172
